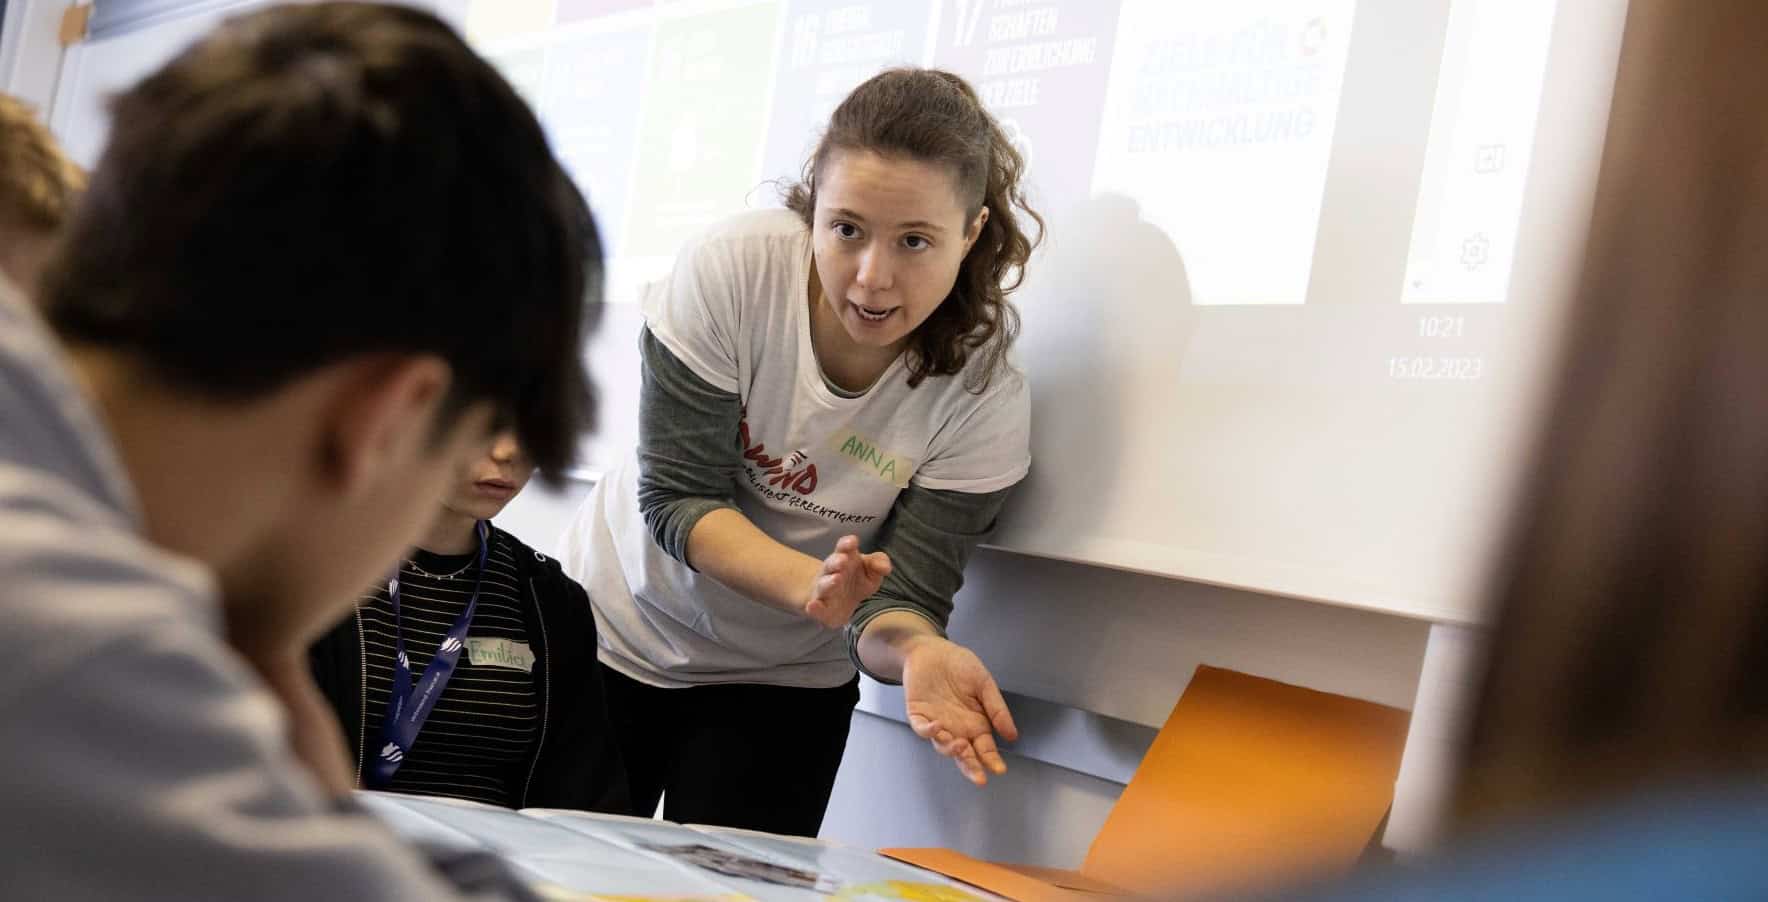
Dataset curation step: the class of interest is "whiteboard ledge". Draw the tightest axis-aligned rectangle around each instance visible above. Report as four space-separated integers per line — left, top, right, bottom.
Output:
977 534 1489 627
854 680 1156 786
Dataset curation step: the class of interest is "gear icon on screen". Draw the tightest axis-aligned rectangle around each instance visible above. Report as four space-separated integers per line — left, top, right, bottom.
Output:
1461 233 1491 270
1300 18 1328 56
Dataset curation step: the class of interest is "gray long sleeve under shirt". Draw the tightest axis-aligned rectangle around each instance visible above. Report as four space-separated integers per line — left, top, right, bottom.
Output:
633 326 1012 683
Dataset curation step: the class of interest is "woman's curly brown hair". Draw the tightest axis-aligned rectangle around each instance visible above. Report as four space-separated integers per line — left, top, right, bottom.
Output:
783 68 1043 392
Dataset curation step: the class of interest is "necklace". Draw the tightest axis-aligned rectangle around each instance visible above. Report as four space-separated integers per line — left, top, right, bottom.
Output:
405 552 478 580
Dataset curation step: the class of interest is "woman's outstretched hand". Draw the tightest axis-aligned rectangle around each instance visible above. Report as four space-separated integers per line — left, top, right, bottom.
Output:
901 637 1019 786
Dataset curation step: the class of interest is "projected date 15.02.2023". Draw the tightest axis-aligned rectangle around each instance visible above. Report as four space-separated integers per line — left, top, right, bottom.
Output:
1388 356 1484 380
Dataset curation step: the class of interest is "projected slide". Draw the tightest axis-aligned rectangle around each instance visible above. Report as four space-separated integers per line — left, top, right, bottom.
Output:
556 0 655 23
622 2 780 261
760 0 935 186
483 43 548 111
1091 0 1355 306
540 23 652 257
444 0 1623 620
465 0 552 43
931 0 1124 210
1403 0 1558 304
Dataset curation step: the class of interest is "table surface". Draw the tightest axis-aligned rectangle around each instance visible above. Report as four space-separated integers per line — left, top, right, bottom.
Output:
358 791 1003 902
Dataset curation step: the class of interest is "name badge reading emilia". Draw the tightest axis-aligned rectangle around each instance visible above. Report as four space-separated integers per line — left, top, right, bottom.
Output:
465 637 534 673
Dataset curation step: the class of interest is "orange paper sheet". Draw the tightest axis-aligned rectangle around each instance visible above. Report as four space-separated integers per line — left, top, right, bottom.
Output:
886 666 1410 901
1084 666 1410 896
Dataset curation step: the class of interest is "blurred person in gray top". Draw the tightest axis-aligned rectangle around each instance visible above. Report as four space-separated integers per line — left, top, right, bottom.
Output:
1264 1 1768 900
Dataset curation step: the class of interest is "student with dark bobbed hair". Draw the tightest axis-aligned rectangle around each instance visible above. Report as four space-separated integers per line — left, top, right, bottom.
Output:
311 432 630 815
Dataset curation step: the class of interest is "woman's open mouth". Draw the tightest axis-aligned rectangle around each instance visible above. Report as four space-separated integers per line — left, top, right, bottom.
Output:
852 302 896 323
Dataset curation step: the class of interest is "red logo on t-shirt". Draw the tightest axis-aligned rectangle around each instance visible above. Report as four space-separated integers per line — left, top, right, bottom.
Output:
738 408 818 496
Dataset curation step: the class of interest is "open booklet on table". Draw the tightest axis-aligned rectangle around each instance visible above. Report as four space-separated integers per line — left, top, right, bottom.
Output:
357 791 1003 902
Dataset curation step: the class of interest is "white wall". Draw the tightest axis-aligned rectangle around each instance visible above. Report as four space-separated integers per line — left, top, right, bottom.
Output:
818 544 1429 863
500 478 1432 864
826 712 1127 868
0 0 70 108
41 1 457 167
498 473 597 560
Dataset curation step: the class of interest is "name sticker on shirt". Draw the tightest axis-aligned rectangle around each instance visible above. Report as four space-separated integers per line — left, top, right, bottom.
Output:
828 431 916 488
465 637 534 673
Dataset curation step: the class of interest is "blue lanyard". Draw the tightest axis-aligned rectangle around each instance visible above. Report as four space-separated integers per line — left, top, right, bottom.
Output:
368 520 489 787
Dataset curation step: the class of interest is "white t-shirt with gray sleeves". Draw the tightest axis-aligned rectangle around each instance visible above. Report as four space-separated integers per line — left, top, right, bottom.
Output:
564 208 1030 689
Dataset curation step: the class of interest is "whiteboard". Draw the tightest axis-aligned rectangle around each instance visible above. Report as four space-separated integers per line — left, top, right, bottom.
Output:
464 0 1630 623
47 0 1632 623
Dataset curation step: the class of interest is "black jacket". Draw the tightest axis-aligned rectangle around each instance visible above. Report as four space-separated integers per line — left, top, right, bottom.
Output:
310 527 631 814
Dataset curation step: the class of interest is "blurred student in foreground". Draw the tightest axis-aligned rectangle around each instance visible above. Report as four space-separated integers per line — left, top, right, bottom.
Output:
0 93 84 295
1278 1 1768 898
0 3 596 898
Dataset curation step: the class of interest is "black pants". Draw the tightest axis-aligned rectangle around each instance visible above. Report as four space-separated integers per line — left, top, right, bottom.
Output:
598 662 860 837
